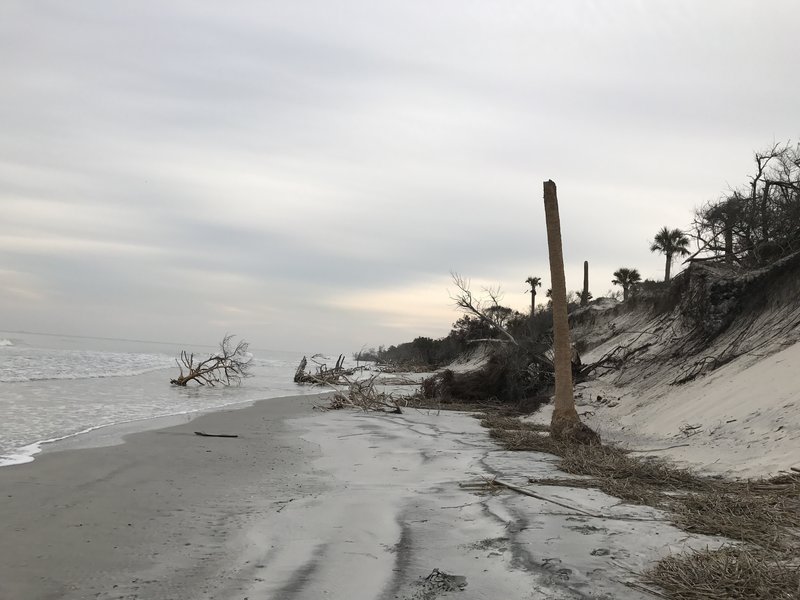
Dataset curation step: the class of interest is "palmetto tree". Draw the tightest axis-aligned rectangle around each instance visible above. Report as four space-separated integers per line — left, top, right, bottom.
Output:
611 268 641 301
650 227 690 282
524 276 541 315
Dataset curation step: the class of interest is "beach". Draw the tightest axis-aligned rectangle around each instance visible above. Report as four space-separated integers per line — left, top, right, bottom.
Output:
0 393 328 600
0 392 721 600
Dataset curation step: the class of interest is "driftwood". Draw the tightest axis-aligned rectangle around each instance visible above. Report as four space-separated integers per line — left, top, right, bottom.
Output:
490 477 598 516
322 374 402 413
293 356 308 383
194 431 239 438
171 334 251 386
294 354 357 385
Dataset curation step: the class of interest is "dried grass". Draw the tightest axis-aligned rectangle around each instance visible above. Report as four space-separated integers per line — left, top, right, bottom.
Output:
479 415 550 432
484 417 800 599
643 546 800 600
487 425 706 505
674 482 800 550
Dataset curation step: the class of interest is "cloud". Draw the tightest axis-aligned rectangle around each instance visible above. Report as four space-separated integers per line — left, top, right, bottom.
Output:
1 1 799 351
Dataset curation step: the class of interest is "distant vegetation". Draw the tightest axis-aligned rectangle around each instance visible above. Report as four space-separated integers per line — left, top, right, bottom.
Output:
692 141 800 265
354 293 586 371
356 140 800 399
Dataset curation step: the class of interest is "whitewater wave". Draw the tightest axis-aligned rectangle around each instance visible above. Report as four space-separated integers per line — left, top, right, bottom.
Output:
0 339 13 347
0 363 173 383
0 348 175 383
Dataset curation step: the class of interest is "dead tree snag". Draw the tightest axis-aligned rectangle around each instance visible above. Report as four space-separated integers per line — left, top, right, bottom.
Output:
170 334 252 386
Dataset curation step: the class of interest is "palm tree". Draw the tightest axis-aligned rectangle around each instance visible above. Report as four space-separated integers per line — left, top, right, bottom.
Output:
524 276 541 315
543 180 598 444
650 226 690 282
611 268 641 301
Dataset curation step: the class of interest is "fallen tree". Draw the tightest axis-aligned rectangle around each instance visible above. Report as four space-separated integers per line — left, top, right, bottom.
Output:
170 334 252 386
294 354 357 385
322 374 402 413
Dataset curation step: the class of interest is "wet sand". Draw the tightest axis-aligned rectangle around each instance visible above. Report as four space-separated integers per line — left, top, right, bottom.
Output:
0 394 328 600
0 395 721 599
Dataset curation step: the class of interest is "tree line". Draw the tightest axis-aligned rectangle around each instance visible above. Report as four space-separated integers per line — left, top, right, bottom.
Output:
361 141 799 370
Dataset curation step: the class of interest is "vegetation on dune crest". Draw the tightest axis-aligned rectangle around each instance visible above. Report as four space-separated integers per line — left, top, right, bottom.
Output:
693 141 800 266
611 267 641 301
651 226 691 282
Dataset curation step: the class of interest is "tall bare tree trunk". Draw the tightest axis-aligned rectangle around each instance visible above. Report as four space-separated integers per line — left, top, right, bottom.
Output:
543 181 599 444
530 290 536 317
664 253 672 282
724 213 734 264
580 260 589 306
761 183 770 242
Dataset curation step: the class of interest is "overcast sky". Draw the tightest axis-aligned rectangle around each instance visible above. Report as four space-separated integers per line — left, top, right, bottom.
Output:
1 1 798 353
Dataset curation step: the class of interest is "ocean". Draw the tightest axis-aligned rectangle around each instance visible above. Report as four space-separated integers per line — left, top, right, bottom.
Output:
0 331 319 466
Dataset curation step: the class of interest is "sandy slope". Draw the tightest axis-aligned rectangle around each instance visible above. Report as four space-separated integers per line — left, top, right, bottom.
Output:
555 341 800 479
550 285 800 478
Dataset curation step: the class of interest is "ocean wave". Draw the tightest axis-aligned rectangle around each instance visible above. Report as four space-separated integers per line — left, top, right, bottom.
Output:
0 363 173 383
0 422 126 467
0 349 174 383
0 339 13 347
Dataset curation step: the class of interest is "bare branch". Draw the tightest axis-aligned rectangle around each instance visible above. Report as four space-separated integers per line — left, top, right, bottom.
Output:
449 272 519 346
294 353 359 385
170 334 252 387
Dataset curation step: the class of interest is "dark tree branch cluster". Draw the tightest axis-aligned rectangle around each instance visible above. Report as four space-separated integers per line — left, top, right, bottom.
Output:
170 334 252 386
450 272 519 346
692 141 800 266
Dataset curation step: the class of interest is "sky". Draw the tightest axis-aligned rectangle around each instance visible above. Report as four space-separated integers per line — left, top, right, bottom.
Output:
1 1 798 354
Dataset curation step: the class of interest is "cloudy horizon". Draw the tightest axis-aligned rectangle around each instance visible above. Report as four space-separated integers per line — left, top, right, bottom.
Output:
2 1 798 353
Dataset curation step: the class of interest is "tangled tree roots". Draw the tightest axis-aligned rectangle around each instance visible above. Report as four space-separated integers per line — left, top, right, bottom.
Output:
420 351 551 411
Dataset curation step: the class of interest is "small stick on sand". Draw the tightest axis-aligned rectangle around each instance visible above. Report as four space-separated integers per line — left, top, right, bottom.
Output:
627 443 691 453
194 431 239 438
491 478 597 516
490 478 669 523
615 579 667 598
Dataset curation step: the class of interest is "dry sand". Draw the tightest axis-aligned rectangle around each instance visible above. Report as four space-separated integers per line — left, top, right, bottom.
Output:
0 394 721 600
527 340 800 479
